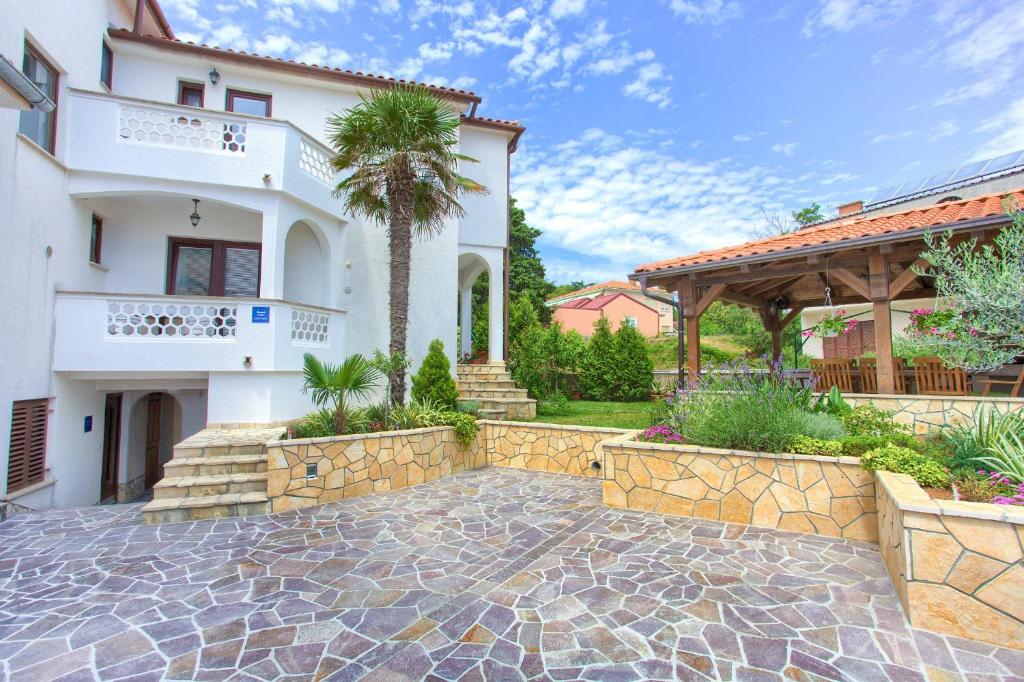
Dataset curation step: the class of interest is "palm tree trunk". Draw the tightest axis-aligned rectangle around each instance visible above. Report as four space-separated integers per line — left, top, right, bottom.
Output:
387 166 415 406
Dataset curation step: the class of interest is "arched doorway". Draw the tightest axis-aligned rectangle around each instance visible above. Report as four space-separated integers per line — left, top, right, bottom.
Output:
457 253 489 360
283 220 328 306
127 392 181 497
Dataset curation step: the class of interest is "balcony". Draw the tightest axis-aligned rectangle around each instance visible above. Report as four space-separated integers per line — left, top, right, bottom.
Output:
53 292 345 375
63 89 340 216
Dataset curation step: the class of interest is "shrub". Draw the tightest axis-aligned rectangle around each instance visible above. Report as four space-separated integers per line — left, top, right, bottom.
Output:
411 339 459 409
639 424 684 444
796 412 847 440
952 473 1022 505
611 323 654 401
580 317 617 401
975 430 1024 484
790 435 844 457
456 400 481 415
941 408 1024 476
860 444 949 488
432 410 480 446
290 408 338 439
537 391 570 416
841 404 908 437
509 321 546 398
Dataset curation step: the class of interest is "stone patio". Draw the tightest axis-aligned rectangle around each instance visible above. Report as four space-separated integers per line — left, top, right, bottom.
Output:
1 468 1022 681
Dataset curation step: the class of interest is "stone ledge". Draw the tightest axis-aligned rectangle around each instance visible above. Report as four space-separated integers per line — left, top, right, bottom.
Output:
877 470 1024 524
268 425 455 448
623 438 863 466
479 419 632 434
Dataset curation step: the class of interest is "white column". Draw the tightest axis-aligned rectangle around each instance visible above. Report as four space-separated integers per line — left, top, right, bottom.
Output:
258 201 282 298
488 268 504 363
459 285 473 359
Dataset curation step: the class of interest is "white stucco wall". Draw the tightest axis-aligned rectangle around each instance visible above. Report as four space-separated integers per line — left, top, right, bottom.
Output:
799 298 941 358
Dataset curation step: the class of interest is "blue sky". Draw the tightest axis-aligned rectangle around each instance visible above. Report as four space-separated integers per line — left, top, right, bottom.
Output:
161 0 1024 284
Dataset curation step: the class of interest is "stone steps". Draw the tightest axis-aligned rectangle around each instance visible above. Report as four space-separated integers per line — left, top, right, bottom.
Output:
459 387 529 400
458 380 518 390
152 472 268 500
455 363 536 421
163 454 268 477
142 492 270 523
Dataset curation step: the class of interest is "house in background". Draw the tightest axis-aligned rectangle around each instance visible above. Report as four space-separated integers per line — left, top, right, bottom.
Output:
553 293 661 338
800 150 1024 359
1 0 521 511
547 280 675 335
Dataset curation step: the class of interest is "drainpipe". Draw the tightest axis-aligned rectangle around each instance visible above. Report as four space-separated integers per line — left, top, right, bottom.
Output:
638 275 683 389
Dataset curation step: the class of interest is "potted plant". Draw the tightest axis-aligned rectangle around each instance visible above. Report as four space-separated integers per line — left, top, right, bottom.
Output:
804 310 857 339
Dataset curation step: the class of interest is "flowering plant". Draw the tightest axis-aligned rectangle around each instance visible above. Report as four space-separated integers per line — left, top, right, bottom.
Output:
975 470 1024 506
908 308 962 340
803 310 857 339
640 424 684 444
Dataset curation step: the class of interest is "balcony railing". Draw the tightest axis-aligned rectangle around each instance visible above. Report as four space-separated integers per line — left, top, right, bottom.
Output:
65 90 340 214
54 292 345 374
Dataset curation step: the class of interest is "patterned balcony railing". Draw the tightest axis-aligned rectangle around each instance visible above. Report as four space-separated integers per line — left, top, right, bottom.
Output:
106 300 238 338
118 104 248 154
298 139 335 186
290 308 330 346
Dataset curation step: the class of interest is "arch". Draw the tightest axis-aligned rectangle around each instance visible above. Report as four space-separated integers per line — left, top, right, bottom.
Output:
126 392 182 497
283 219 329 306
457 252 493 359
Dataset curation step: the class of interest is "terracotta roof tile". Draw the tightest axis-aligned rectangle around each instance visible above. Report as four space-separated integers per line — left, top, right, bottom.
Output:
634 189 1024 274
547 280 666 302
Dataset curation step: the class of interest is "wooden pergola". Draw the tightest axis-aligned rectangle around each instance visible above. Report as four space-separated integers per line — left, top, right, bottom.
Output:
629 190 1022 393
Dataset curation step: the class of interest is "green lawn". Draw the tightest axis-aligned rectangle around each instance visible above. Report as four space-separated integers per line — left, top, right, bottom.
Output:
532 400 656 430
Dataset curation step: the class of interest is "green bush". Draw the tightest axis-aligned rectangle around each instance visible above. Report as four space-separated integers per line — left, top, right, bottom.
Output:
611 323 654 401
580 317 616 401
432 410 480 446
456 400 481 416
791 435 844 457
290 408 338 439
508 322 546 398
841 405 908 437
411 339 460 409
860 444 949 488
941 408 1024 476
537 391 570 416
796 412 847 440
976 430 1024 484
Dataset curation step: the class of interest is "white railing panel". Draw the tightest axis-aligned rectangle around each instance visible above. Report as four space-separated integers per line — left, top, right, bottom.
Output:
290 308 330 346
106 300 238 339
117 104 248 155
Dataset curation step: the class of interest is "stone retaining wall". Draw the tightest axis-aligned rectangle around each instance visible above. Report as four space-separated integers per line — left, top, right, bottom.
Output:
480 420 629 478
876 470 1024 649
266 426 481 512
847 394 1024 434
601 439 878 541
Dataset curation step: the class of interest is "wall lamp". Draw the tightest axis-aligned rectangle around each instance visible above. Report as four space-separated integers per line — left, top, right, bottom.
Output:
209 67 220 85
189 199 202 228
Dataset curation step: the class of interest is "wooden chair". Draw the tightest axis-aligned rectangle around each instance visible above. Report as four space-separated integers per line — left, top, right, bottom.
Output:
913 357 970 396
810 358 856 393
975 366 1024 398
859 357 908 394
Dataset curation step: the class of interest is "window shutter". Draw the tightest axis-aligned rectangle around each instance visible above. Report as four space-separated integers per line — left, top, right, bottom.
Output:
224 247 260 297
7 399 48 493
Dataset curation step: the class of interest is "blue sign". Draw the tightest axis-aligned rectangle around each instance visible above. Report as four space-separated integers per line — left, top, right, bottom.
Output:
252 306 271 324
84 416 93 433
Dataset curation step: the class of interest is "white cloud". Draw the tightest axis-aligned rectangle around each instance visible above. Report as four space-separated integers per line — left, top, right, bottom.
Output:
585 49 654 75
623 63 672 108
254 33 296 55
550 0 588 20
928 119 959 141
771 142 799 156
802 0 913 37
733 133 752 142
209 23 249 50
869 130 914 145
972 97 1024 160
666 0 742 25
943 3 1024 69
820 172 859 185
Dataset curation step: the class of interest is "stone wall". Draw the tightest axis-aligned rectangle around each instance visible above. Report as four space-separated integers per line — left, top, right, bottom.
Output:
876 470 1024 649
847 394 1024 434
601 439 878 542
481 420 630 478
266 426 481 512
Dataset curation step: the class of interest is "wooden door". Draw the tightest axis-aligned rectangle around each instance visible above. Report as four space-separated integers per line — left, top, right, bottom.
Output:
145 393 162 488
100 393 122 501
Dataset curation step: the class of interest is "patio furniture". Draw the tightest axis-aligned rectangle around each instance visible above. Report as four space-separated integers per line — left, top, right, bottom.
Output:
810 358 856 393
975 365 1024 398
859 357 908 394
913 357 970 396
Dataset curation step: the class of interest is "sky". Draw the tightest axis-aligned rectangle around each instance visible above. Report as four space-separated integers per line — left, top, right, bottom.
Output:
160 0 1024 284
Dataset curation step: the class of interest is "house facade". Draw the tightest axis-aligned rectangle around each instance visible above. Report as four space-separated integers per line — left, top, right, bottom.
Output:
552 293 661 338
1 1 521 510
547 280 675 335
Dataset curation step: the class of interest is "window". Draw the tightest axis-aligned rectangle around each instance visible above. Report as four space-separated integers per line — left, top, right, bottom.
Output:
178 81 204 108
100 42 113 89
89 214 103 264
7 399 48 493
226 89 271 117
19 43 58 154
167 238 261 297
623 316 638 328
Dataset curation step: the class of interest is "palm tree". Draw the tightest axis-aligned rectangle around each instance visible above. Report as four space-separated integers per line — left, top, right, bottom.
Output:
301 353 380 435
327 85 487 405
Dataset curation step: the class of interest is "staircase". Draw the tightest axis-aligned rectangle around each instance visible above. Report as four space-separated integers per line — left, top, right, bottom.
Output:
457 362 537 421
140 427 280 523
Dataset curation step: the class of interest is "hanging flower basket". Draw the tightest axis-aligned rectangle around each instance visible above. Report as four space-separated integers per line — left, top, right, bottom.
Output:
803 310 857 339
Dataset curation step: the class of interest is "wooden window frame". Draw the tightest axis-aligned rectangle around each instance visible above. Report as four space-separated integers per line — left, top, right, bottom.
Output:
100 41 113 90
90 213 103 265
226 88 272 117
177 81 205 108
7 398 49 494
20 41 59 155
166 237 262 297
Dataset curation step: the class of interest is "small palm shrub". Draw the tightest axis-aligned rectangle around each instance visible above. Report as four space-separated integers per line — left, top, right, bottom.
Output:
301 353 381 435
796 412 847 440
411 339 459 409
860 444 949 488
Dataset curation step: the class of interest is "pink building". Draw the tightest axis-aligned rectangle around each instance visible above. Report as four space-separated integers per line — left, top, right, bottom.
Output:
547 280 675 334
552 293 661 338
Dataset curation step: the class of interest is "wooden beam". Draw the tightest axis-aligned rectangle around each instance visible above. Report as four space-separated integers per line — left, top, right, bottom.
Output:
695 283 726 317
678 277 700 387
889 259 930 297
719 288 765 309
868 251 895 394
868 251 890 301
831 267 871 300
742 274 805 298
678 276 696 317
780 306 805 329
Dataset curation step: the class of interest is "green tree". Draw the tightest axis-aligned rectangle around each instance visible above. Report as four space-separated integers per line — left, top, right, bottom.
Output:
580 317 617 400
328 85 486 404
611 323 654 401
301 353 380 435
793 202 825 226
509 321 546 398
411 339 460 408
548 280 591 299
508 291 540 347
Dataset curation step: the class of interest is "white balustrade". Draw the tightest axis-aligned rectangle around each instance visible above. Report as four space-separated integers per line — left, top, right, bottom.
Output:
290 308 330 345
106 300 238 338
118 104 248 154
298 138 335 186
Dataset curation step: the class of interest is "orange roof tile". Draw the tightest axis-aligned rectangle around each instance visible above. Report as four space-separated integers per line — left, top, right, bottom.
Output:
547 280 666 302
633 189 1024 275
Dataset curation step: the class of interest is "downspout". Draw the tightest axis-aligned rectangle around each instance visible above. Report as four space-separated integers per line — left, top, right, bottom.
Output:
638 275 684 389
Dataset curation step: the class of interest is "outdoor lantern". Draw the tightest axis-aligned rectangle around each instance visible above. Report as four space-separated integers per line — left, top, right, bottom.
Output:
189 199 201 228
209 67 220 85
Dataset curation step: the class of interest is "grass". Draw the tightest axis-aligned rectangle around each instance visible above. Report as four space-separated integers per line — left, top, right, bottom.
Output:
646 334 746 370
531 400 656 430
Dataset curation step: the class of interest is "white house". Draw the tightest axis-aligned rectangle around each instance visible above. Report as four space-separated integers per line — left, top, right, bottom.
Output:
0 1 522 511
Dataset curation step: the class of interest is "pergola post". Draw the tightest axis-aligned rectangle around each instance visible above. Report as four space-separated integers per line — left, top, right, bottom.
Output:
868 250 896 394
678 277 700 388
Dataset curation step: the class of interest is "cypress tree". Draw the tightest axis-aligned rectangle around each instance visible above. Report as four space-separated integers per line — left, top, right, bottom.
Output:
411 339 459 408
580 317 616 400
611 323 654 401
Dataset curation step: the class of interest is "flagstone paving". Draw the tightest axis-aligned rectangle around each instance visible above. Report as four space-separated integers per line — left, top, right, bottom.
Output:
1 468 1022 681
